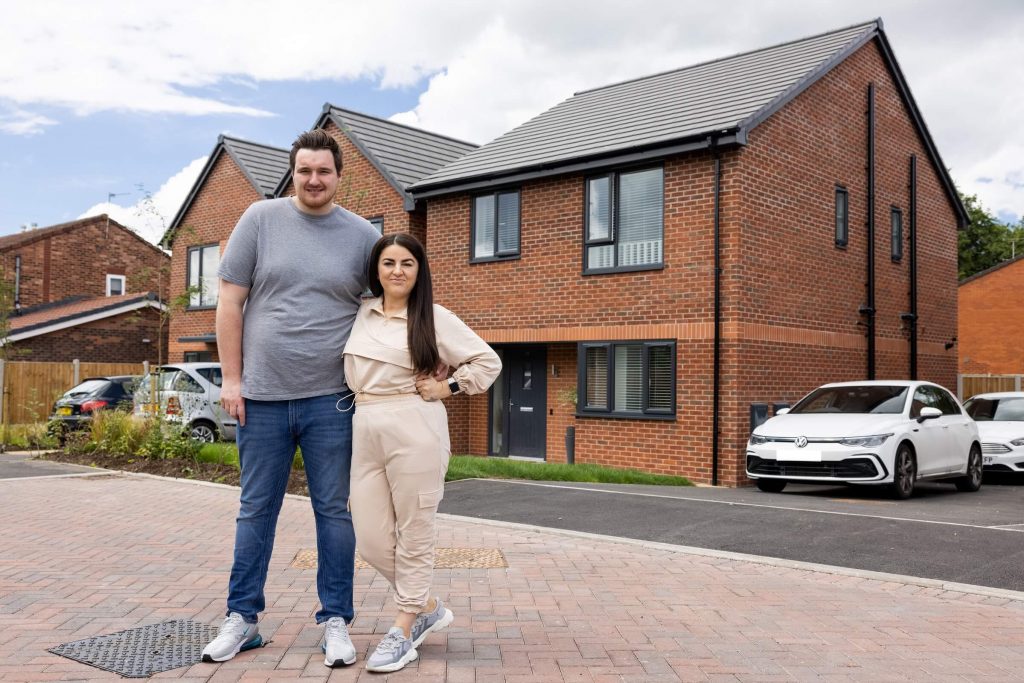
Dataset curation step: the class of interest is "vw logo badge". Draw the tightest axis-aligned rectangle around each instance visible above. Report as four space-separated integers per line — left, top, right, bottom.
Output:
795 436 808 448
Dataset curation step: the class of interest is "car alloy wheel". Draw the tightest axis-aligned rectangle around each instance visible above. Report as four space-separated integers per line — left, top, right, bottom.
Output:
955 444 983 492
892 443 916 499
189 421 217 443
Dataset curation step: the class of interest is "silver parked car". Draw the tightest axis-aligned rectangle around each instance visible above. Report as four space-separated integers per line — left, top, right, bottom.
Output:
134 362 236 442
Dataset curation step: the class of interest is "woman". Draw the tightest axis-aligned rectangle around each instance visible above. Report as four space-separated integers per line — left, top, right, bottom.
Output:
343 232 501 672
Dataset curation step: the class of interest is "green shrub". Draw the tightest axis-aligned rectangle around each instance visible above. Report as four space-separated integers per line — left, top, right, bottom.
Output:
4 422 58 450
68 411 201 460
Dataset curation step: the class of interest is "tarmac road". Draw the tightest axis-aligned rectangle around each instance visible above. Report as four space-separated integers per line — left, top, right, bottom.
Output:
439 475 1024 591
0 451 99 479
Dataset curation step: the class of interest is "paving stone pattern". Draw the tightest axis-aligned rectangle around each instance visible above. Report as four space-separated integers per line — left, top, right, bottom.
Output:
2 474 1024 682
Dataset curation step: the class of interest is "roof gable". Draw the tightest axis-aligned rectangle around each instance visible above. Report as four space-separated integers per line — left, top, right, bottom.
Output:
959 254 1024 286
164 135 289 246
277 106 478 209
0 214 167 256
408 19 966 226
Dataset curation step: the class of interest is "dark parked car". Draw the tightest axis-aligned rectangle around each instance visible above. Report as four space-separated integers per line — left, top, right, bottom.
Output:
49 375 140 439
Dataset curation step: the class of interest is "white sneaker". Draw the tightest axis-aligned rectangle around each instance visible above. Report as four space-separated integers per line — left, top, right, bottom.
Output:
201 612 262 662
322 616 356 667
366 627 418 673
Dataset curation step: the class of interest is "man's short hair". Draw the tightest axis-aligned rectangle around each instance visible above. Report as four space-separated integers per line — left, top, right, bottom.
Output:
290 129 342 174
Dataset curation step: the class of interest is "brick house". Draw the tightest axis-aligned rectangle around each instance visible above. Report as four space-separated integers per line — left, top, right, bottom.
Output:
164 112 477 361
0 214 170 363
164 135 291 362
958 255 1024 375
409 19 967 485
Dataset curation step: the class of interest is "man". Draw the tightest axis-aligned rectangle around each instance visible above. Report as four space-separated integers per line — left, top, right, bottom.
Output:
201 129 380 667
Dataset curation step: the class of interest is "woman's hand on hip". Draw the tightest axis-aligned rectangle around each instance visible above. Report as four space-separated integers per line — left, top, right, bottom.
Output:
415 375 450 402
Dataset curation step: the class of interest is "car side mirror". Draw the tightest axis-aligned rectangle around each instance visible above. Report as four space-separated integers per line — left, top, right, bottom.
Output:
917 406 942 422
775 407 790 415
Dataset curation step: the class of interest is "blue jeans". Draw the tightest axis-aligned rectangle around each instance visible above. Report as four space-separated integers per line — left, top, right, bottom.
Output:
227 394 355 624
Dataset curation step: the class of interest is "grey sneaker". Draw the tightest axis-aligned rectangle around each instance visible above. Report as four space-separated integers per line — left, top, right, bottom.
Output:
366 626 418 673
411 599 454 648
321 616 356 667
201 612 262 662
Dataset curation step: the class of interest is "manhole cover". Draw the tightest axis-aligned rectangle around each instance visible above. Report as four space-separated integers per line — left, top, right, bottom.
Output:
292 547 508 570
49 618 219 678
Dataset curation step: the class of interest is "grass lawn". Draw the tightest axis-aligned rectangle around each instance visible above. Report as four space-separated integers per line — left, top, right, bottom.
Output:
197 443 691 486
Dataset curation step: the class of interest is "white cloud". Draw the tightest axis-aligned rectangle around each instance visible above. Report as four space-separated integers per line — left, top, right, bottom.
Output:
0 105 56 135
78 156 208 245
2 0 1022 220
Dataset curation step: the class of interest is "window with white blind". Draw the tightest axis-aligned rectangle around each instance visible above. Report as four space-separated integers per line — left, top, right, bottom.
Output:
578 341 676 418
585 166 664 273
187 244 220 308
472 190 520 261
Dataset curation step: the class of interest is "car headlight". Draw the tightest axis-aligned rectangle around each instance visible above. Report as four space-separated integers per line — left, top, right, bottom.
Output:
1011 437 1024 447
749 435 768 445
839 434 892 448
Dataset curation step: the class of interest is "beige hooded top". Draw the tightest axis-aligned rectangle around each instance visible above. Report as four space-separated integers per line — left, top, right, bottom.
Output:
343 297 501 397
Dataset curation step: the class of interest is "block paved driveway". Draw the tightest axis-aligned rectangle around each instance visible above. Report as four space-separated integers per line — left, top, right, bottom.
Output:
2 474 1024 682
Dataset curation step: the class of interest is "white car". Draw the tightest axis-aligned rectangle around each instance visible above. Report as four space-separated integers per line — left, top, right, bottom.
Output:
962 392 1024 473
746 380 982 498
134 363 237 442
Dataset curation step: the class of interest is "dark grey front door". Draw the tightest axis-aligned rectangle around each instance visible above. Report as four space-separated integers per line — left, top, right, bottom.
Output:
503 346 547 458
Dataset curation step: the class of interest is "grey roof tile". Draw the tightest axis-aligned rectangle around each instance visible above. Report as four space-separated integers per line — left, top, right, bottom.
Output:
410 21 878 191
323 107 478 190
221 136 290 197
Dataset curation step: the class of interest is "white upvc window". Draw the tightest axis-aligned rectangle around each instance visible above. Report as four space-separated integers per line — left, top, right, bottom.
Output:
106 274 126 297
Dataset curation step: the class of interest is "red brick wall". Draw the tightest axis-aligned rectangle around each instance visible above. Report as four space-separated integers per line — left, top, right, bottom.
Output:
8 307 166 363
959 258 1024 373
426 38 960 486
0 217 169 309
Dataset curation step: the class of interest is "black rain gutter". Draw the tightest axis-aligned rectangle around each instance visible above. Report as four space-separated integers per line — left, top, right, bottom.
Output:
864 83 877 380
409 132 744 199
908 155 919 379
711 137 723 486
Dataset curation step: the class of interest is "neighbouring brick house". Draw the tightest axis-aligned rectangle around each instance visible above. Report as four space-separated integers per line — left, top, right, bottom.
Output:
409 19 967 485
164 113 477 362
164 135 291 362
0 214 170 362
958 254 1024 375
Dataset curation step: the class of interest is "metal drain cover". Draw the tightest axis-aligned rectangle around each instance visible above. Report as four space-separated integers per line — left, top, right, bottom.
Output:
49 618 219 678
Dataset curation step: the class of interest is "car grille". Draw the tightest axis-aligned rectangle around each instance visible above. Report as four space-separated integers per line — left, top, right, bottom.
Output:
982 443 1012 454
747 455 879 479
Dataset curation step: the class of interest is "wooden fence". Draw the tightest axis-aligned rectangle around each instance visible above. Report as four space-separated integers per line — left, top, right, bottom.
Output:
958 374 1023 401
0 360 149 425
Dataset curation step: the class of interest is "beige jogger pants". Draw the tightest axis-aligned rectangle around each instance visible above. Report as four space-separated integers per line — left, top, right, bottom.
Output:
350 395 451 613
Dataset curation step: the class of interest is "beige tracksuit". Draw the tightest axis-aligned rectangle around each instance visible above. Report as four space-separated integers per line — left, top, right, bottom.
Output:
343 298 500 612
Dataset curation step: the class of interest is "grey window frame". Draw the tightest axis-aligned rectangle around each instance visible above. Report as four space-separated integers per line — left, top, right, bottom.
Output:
890 207 903 262
470 189 521 263
368 216 384 234
584 165 665 275
187 243 220 310
835 186 849 247
576 340 676 420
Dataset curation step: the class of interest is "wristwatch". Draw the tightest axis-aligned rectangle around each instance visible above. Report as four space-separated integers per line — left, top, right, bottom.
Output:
447 378 460 396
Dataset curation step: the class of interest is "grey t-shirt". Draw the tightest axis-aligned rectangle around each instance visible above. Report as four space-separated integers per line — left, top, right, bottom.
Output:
218 198 380 400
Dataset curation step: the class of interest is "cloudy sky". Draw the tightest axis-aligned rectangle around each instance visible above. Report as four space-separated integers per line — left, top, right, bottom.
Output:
2 0 1022 244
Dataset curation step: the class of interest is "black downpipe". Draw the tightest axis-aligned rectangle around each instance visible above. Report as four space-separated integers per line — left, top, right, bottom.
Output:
712 145 722 486
909 155 918 379
865 84 877 379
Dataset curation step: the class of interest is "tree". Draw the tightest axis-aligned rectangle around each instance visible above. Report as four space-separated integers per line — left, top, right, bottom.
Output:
957 193 1016 280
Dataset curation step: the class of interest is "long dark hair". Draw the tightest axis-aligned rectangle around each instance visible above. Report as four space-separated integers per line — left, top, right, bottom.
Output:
367 233 439 375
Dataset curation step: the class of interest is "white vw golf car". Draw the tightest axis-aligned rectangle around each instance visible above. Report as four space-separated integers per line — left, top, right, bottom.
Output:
746 380 982 498
962 392 1024 473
